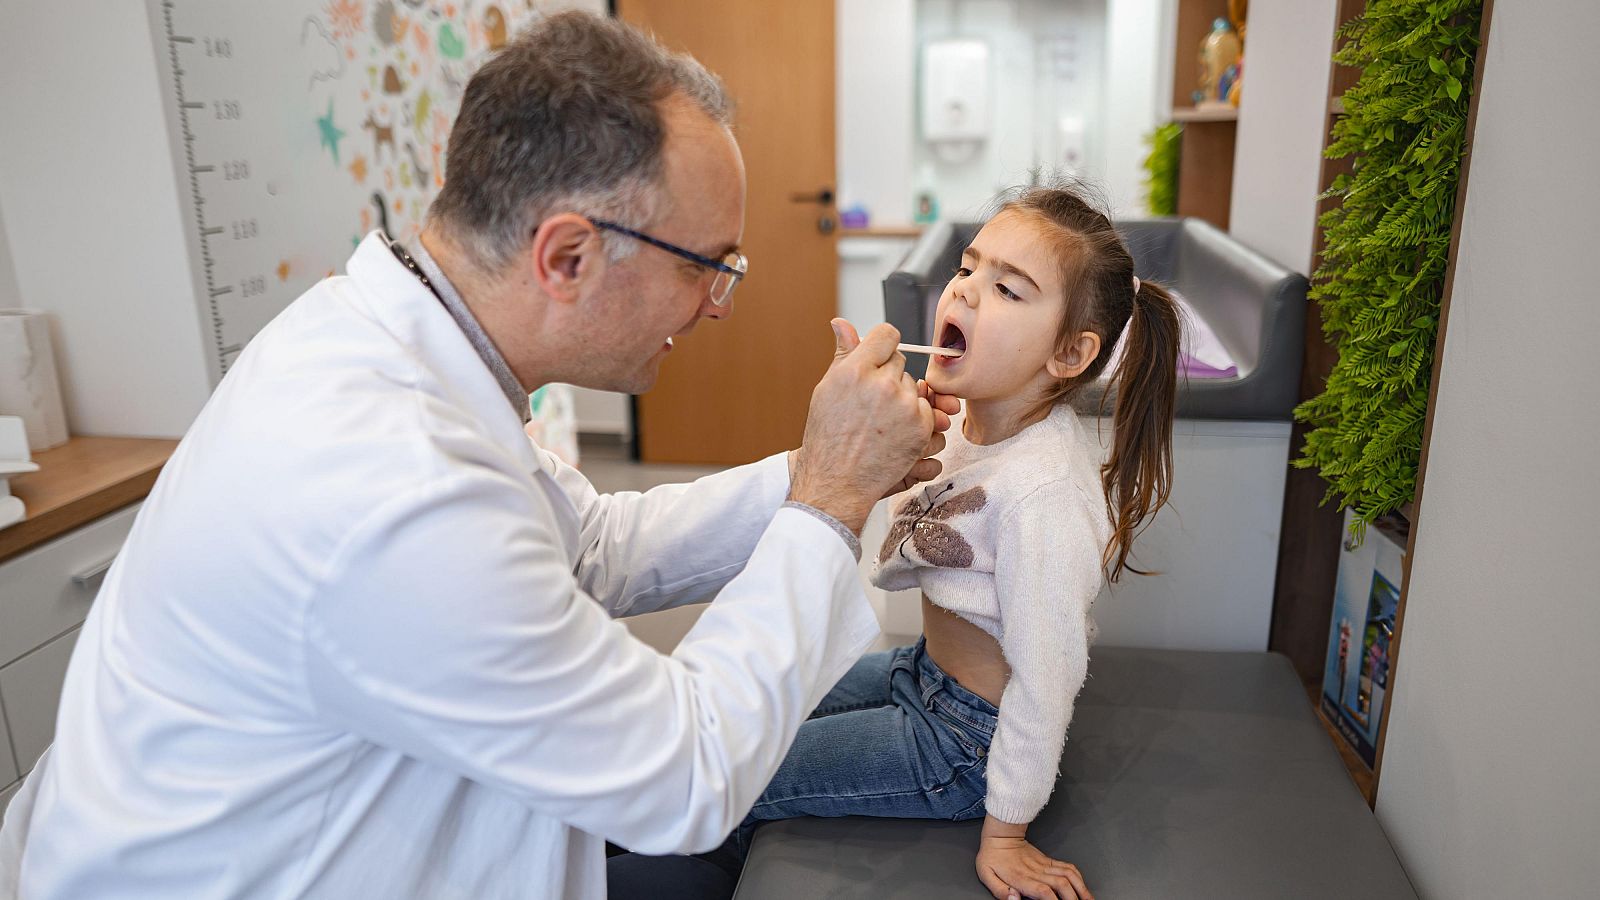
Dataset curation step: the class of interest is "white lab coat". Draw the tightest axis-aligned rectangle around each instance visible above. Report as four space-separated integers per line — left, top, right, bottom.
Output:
0 234 879 898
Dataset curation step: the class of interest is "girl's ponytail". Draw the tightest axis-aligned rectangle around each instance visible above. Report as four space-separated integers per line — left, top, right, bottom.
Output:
1101 279 1179 581
1003 182 1180 582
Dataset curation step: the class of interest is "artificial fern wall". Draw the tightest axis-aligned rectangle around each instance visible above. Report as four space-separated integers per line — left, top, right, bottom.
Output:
1295 0 1484 533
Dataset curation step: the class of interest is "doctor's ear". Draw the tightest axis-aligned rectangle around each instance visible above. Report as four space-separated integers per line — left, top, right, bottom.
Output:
529 214 609 304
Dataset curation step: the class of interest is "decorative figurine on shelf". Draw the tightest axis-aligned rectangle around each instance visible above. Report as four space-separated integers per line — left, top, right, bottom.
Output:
1227 0 1247 107
1195 17 1242 108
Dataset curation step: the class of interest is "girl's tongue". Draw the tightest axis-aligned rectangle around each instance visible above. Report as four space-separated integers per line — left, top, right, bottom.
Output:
939 320 968 355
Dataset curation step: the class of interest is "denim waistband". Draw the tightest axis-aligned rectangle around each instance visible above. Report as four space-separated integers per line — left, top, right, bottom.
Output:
897 637 999 736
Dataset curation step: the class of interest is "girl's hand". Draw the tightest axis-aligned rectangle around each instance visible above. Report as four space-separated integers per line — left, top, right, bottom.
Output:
975 819 1092 900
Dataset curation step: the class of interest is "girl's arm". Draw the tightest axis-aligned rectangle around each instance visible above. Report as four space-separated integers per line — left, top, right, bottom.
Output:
977 483 1104 899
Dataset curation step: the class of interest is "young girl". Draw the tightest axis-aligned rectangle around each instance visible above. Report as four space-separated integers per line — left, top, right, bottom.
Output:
715 184 1183 900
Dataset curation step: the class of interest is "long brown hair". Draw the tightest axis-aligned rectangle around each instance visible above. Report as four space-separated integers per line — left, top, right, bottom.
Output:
1000 185 1180 582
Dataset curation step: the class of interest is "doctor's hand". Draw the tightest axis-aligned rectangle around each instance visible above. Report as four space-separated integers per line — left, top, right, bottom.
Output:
788 319 939 535
882 378 961 498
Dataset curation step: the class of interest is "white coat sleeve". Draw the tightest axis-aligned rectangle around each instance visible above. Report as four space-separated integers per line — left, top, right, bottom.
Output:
535 447 795 618
302 466 879 855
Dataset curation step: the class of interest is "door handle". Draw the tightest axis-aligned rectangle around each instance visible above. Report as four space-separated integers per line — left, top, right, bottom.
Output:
789 187 834 205
72 555 117 590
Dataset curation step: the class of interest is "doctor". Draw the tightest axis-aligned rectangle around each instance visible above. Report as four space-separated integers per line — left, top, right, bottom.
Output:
0 11 956 899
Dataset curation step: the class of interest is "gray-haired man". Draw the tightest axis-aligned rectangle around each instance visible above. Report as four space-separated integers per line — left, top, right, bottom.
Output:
0 11 952 899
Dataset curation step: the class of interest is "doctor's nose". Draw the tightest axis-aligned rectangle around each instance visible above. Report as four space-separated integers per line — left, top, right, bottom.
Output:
699 292 732 320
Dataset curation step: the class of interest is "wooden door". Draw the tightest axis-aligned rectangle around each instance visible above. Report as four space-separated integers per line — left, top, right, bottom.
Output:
618 0 837 465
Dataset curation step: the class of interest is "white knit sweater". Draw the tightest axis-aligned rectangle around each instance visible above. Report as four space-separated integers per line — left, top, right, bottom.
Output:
872 403 1112 825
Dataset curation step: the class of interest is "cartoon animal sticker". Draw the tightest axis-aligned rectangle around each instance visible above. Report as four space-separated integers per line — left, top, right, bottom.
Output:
484 6 508 50
438 22 466 59
373 0 401 46
382 64 405 94
405 142 431 189
317 99 346 163
363 112 397 160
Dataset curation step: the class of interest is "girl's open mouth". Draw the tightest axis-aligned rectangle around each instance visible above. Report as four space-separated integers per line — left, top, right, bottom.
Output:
937 319 967 363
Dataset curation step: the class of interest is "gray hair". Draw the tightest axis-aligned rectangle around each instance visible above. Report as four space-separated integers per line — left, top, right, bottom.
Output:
427 10 733 272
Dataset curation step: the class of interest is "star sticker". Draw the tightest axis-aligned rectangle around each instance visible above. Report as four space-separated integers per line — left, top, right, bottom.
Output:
276 260 291 282
317 99 345 164
349 154 368 183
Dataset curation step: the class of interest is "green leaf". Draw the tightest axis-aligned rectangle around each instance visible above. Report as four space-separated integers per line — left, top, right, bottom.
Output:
1447 76 1463 100
1428 56 1447 74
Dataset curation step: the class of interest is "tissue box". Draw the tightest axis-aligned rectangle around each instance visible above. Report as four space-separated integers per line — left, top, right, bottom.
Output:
0 415 40 529
0 309 70 451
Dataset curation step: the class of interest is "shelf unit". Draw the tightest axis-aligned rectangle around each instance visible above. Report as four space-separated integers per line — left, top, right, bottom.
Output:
1169 0 1241 229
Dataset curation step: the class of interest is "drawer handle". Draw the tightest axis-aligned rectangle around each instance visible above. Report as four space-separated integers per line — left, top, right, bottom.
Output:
71 556 117 589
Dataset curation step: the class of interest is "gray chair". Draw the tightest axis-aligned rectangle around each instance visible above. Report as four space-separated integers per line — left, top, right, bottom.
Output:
883 217 1310 420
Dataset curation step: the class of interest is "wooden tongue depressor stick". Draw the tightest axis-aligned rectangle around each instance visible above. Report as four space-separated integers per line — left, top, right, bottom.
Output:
896 342 962 358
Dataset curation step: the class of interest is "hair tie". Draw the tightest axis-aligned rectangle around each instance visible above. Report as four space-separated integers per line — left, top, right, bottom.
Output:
1131 276 1141 295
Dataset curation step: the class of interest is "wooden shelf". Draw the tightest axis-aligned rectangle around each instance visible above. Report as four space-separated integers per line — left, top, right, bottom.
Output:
0 436 178 564
1172 105 1239 123
839 226 924 239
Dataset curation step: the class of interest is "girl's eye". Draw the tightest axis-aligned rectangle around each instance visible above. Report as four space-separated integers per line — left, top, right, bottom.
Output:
997 284 1019 300
954 267 972 278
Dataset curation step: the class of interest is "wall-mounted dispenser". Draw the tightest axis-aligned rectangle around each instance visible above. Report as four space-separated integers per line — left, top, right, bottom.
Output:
920 39 990 143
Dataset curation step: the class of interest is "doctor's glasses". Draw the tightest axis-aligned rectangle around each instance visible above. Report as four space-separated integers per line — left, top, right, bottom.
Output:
591 219 748 307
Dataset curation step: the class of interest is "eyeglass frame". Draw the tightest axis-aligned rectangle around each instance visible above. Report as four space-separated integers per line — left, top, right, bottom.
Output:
590 219 748 306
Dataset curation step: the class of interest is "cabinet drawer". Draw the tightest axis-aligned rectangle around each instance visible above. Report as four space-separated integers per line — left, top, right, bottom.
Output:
0 626 81 776
0 503 139 667
1 778 20 818
0 684 16 785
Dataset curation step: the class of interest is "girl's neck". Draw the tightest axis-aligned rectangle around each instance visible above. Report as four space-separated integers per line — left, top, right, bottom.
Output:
962 395 1051 446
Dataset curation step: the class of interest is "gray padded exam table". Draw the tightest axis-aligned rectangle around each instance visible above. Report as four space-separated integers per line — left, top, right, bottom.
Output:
734 648 1416 898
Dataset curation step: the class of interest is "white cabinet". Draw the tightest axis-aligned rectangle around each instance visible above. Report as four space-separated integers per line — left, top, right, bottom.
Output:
1 778 20 818
0 501 139 779
0 627 81 775
0 503 138 667
0 689 17 786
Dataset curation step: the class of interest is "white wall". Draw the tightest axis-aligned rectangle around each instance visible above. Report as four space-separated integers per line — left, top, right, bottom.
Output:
1226 0 1339 273
1373 4 1600 896
0 0 210 438
1102 0 1174 217
0 205 19 308
837 0 917 226
914 0 1108 220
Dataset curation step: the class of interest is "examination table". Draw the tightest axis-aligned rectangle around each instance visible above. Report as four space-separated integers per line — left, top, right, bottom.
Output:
733 647 1416 898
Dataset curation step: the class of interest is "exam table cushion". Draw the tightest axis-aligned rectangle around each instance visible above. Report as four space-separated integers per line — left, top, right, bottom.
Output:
733 647 1416 899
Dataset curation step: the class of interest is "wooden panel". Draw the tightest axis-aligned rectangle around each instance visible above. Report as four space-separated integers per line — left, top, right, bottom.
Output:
1 437 175 564
623 0 838 465
1176 120 1236 230
1171 0 1233 108
1328 0 1369 101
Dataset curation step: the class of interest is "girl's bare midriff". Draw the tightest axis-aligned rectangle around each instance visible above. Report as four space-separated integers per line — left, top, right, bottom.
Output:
921 594 1010 707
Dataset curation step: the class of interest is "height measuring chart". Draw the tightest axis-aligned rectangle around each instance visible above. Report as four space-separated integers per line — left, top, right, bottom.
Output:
144 0 593 384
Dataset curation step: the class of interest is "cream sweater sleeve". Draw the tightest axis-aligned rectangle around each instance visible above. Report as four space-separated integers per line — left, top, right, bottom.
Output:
984 480 1103 825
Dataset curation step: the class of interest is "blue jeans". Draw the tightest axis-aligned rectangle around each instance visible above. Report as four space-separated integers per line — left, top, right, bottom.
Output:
730 637 996 854
608 640 997 899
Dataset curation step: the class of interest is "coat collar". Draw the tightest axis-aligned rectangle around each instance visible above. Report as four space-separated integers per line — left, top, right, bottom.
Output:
344 231 540 474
